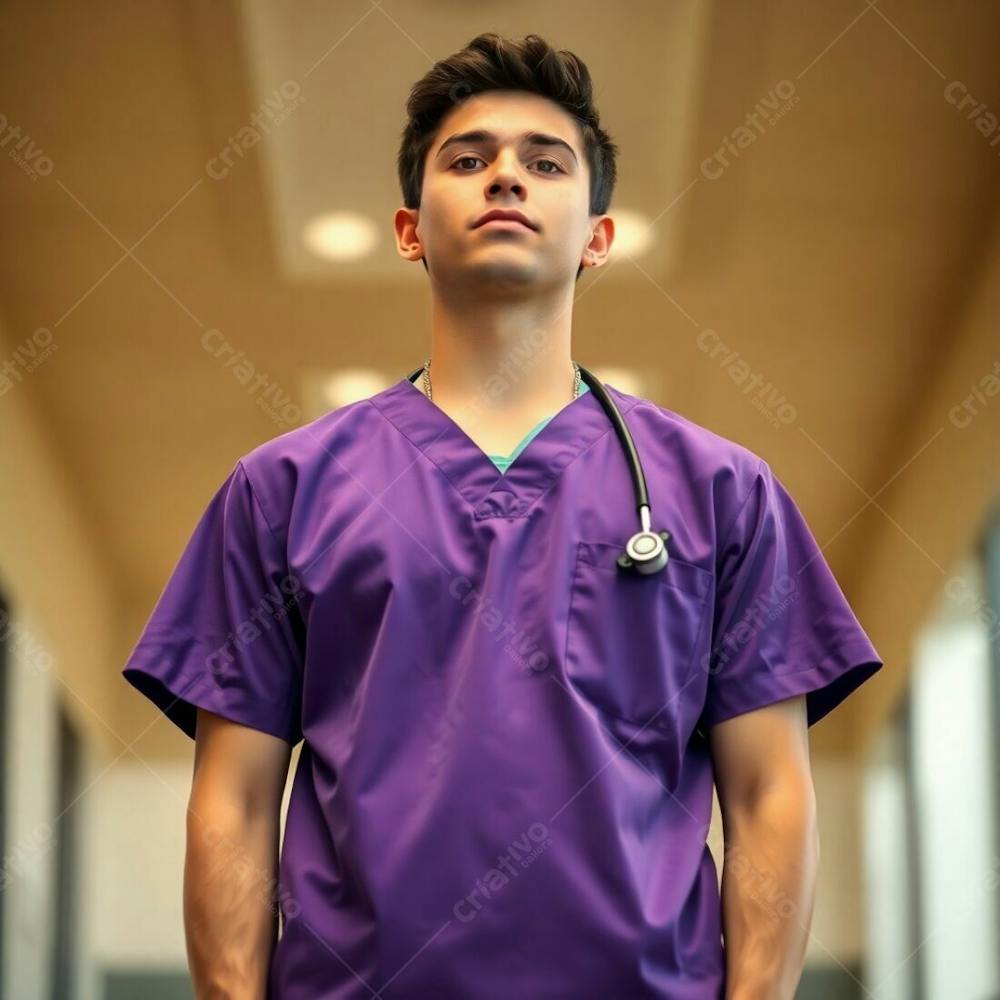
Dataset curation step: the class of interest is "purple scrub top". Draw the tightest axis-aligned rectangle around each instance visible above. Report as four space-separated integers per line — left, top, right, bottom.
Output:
122 375 883 999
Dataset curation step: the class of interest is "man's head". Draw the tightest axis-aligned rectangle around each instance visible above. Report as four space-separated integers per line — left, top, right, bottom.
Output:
394 33 618 291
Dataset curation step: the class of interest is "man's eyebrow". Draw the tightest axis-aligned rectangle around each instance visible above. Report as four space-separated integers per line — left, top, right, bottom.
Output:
434 129 579 165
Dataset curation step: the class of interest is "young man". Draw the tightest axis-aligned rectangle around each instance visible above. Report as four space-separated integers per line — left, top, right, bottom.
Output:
123 33 883 1000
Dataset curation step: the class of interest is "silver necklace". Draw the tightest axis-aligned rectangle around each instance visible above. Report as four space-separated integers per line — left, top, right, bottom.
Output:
420 357 581 401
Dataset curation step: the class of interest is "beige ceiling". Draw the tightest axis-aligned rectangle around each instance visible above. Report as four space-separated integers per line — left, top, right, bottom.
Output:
2 0 998 756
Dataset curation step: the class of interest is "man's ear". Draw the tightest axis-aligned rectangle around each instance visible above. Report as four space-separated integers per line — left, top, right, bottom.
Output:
581 214 614 270
395 206 424 263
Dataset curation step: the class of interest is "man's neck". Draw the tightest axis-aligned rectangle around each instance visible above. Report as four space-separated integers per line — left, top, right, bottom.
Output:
423 284 578 428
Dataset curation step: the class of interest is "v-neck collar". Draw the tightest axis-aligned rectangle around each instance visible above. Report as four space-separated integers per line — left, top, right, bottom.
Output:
487 382 592 466
370 376 639 520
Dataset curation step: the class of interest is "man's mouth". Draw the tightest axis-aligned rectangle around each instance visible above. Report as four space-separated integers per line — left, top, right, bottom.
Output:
472 209 538 231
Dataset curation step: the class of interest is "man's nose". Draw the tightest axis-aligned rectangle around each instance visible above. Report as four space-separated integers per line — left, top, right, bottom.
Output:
486 151 527 195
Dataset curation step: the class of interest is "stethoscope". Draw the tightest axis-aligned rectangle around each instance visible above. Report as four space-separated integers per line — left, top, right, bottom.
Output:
406 361 671 577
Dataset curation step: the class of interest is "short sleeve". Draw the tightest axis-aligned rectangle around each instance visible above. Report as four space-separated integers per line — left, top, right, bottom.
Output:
122 459 305 744
700 459 883 730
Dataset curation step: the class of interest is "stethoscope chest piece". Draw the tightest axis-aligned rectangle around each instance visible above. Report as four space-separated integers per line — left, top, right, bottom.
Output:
617 529 671 576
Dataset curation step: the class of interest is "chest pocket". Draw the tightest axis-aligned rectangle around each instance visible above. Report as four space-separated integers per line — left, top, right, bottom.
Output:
564 540 713 734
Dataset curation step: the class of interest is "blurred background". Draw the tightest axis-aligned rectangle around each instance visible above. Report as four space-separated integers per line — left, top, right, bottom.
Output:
1 1 999 997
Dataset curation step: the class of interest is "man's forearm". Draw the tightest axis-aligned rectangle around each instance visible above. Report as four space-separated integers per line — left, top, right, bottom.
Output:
719 780 819 1000
184 795 281 999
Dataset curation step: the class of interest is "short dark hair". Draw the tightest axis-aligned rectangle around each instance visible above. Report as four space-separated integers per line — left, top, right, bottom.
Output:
397 33 619 280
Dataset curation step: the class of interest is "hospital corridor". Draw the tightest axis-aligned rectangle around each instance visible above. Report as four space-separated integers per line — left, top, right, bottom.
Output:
1 2 999 998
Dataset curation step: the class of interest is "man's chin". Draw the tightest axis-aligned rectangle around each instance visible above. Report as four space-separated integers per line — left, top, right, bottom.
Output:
428 251 566 295
457 252 546 288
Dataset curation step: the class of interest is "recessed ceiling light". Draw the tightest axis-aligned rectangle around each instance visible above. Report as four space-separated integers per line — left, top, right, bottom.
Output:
605 208 655 259
303 211 379 261
320 368 388 408
590 366 646 397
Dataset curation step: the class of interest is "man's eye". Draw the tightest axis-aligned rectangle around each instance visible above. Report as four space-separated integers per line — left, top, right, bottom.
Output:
450 156 564 173
534 159 564 174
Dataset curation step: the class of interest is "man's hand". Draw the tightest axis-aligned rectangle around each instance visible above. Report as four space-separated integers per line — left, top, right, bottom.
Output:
184 707 293 999
709 695 818 1000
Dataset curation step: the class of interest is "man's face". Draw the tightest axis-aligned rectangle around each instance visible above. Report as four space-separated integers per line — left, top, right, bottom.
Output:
397 90 611 290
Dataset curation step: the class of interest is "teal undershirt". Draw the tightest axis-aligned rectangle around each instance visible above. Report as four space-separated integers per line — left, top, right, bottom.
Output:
488 381 591 473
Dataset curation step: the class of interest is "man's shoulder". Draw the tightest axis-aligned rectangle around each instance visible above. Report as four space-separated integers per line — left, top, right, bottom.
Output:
606 382 767 489
235 383 395 499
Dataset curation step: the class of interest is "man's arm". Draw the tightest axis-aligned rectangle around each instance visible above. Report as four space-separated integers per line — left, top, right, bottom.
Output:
184 707 292 999
709 694 819 1000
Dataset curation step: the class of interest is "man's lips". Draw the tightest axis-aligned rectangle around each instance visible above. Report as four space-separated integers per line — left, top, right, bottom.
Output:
479 219 533 230
472 210 538 231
